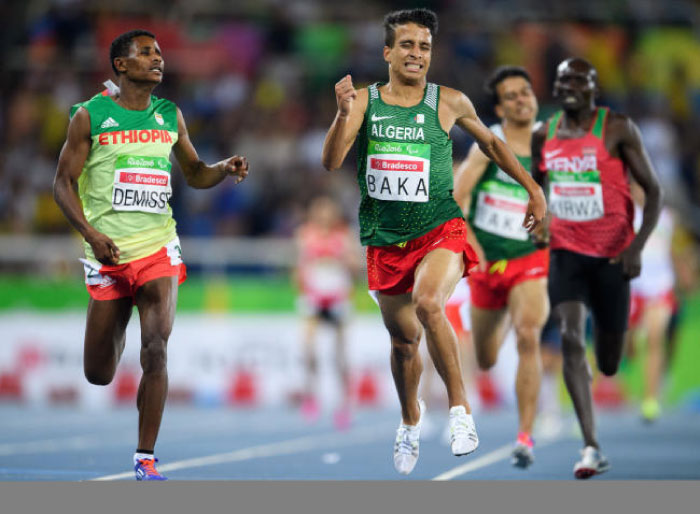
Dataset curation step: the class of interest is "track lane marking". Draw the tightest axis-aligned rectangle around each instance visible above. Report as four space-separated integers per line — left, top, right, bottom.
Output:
91 421 395 481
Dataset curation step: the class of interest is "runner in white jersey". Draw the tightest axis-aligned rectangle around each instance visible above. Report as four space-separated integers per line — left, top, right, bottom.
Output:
294 196 359 429
53 30 249 480
628 182 676 423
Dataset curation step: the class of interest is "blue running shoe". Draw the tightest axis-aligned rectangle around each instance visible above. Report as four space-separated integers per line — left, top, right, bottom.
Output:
135 457 168 481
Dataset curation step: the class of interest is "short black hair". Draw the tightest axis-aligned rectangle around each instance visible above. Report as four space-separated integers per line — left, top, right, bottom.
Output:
485 65 532 105
383 8 438 47
110 29 156 75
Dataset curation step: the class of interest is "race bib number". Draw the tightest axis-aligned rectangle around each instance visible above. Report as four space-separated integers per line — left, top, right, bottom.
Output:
548 170 604 222
473 181 529 241
366 140 430 202
112 155 172 214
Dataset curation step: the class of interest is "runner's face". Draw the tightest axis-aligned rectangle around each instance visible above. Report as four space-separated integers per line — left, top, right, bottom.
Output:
383 23 432 84
310 198 340 228
553 62 596 110
116 36 164 84
495 76 537 125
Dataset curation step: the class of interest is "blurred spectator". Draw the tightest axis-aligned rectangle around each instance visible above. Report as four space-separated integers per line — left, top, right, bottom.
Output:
1 0 699 264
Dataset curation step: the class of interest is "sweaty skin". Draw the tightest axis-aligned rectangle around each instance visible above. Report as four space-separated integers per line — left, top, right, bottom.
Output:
322 22 546 426
454 74 547 439
53 35 250 454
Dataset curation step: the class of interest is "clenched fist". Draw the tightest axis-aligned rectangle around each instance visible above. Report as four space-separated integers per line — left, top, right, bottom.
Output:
335 75 358 117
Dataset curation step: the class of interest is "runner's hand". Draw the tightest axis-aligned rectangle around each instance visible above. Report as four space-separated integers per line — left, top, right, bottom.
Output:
523 187 547 233
530 212 550 248
225 155 249 185
611 245 642 279
335 75 357 117
85 229 120 265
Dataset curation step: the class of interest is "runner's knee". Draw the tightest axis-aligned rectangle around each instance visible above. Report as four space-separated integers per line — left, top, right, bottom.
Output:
561 326 586 359
84 364 116 386
514 324 540 356
140 337 168 373
596 341 622 376
475 348 498 370
391 337 419 360
598 358 619 377
413 292 442 327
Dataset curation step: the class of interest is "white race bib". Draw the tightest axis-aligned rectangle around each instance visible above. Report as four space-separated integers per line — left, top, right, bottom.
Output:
304 260 352 296
549 170 604 222
112 155 172 214
473 181 529 241
366 140 430 202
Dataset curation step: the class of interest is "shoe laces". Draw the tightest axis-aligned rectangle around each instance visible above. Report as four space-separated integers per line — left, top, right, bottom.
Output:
395 426 418 456
450 412 477 443
137 458 162 477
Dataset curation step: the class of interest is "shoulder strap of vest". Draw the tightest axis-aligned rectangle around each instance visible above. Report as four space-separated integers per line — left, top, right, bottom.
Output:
424 83 438 111
489 123 505 142
368 83 380 103
546 111 563 140
591 107 608 139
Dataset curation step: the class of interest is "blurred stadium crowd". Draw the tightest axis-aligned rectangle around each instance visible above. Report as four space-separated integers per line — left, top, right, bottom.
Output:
1 0 699 260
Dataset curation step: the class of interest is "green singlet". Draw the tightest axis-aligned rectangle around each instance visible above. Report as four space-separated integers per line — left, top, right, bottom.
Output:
356 82 463 247
70 93 179 263
467 124 536 262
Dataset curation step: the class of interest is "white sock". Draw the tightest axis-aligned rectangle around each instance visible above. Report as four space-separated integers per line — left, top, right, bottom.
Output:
134 452 154 465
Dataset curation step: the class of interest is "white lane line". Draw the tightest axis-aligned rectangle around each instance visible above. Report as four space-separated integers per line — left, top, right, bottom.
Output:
0 434 130 457
91 422 394 481
432 435 562 481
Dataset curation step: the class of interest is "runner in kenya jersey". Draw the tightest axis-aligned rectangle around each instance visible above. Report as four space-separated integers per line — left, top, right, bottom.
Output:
531 57 661 480
53 30 250 481
454 66 550 469
322 8 546 476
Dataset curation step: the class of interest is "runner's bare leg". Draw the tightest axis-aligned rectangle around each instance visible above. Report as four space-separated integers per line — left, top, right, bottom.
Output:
378 293 424 425
508 278 548 435
413 248 471 411
83 297 133 385
134 275 178 451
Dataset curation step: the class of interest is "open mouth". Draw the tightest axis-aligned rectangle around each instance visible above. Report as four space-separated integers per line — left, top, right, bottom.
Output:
405 62 422 72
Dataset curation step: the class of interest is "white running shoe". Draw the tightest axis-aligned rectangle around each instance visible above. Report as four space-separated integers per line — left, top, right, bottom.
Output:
573 446 610 479
448 405 479 456
393 399 425 475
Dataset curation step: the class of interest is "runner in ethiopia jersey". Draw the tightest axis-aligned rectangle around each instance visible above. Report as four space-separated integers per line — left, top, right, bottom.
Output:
531 58 661 479
295 196 359 430
454 66 550 470
321 8 546 475
53 30 250 480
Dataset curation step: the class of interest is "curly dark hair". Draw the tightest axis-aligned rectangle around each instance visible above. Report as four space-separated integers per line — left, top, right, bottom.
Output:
484 65 532 105
383 8 438 47
109 29 156 75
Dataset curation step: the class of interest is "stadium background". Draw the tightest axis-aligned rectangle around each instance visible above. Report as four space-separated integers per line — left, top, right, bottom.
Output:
1 0 700 419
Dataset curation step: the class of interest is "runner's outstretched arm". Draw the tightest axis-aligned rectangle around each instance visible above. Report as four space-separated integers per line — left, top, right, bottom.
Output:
448 89 546 231
611 115 662 278
322 75 367 171
172 107 249 189
53 107 120 265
